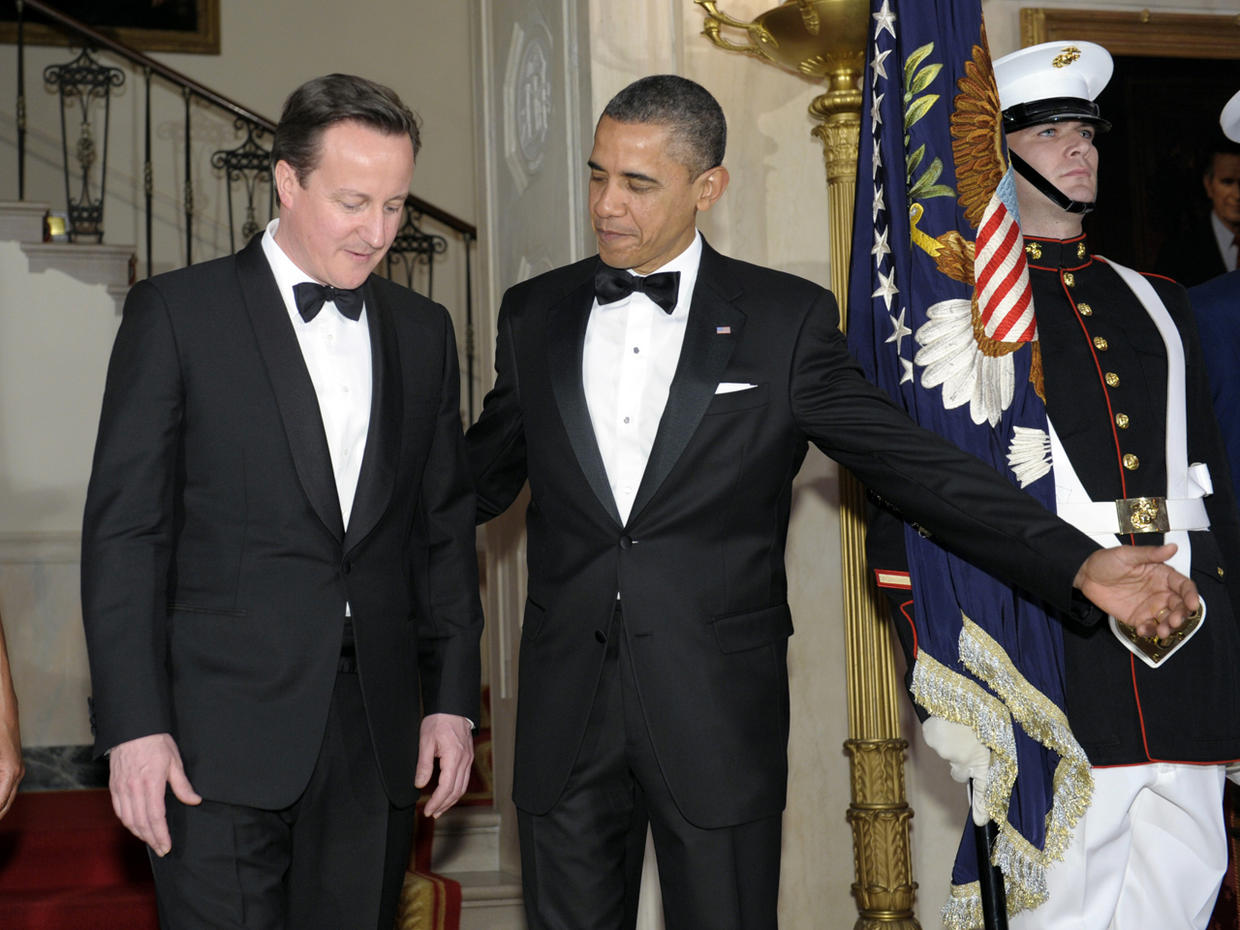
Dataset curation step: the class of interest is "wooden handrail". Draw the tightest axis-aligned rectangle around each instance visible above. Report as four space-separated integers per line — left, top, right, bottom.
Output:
21 0 478 237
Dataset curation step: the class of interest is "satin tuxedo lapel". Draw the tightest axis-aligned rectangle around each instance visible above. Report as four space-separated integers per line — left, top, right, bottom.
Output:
235 237 345 541
547 271 623 526
628 247 744 523
344 281 400 553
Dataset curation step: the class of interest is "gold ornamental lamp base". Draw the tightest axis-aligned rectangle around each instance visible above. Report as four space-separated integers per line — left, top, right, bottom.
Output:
695 0 865 310
695 2 920 927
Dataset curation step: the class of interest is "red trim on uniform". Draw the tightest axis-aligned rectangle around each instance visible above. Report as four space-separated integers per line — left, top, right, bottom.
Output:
874 569 912 590
873 569 918 658
1141 270 1179 286
898 599 918 659
1129 651 1155 762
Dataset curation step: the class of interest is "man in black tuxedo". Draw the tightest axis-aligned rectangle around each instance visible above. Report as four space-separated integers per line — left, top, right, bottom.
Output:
81 74 482 929
466 75 1198 930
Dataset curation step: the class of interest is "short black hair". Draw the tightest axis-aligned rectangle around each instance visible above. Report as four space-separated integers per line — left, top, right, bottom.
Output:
601 75 726 177
1204 130 1240 179
272 73 421 186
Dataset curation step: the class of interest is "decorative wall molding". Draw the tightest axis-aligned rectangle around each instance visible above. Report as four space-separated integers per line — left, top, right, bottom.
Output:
503 19 555 194
1021 7 1240 59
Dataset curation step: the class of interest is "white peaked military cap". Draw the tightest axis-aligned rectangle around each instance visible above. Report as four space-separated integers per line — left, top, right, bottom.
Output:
994 40 1113 133
1221 89 1240 143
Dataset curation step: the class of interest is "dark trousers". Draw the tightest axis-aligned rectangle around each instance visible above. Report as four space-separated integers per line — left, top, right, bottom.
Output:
518 607 782 930
149 667 416 930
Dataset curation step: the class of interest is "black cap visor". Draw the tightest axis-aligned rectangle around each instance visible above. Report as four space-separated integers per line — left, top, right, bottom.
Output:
1003 96 1111 134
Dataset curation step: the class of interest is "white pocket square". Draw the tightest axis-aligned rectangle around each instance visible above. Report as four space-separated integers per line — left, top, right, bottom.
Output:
715 382 758 394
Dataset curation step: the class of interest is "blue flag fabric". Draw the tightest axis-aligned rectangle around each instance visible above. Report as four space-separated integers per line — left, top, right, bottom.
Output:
845 2 1092 926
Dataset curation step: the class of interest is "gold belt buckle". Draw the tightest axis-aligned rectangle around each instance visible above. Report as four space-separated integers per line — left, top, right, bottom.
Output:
1115 496 1169 534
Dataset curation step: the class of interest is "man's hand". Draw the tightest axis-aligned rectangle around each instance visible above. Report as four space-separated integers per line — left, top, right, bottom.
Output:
922 717 990 826
0 705 22 820
415 713 474 819
1074 543 1200 640
108 732 201 856
0 614 23 820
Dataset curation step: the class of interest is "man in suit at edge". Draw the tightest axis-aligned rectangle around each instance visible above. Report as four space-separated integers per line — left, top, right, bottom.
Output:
465 74 1198 930
81 74 482 930
1156 130 1240 288
1190 89 1240 507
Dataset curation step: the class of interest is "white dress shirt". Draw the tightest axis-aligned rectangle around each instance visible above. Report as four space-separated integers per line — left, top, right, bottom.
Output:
583 232 702 525
261 219 372 529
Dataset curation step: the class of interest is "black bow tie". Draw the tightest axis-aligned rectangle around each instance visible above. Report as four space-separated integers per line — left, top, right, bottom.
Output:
293 281 364 322
594 266 680 314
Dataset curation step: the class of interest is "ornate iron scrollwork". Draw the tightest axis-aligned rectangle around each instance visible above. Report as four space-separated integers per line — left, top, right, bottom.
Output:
43 47 124 242
210 119 274 250
387 201 448 298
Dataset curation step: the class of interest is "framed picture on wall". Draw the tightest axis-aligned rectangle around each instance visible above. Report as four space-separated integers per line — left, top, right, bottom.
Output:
0 0 219 54
1020 8 1240 273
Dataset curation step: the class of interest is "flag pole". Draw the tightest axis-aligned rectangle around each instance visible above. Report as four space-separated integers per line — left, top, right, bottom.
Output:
972 815 1009 930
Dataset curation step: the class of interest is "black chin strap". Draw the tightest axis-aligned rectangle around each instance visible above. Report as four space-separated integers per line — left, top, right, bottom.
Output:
1009 150 1096 215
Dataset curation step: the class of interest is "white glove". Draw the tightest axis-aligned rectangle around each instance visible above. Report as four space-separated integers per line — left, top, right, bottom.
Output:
1226 761 1240 786
922 716 991 826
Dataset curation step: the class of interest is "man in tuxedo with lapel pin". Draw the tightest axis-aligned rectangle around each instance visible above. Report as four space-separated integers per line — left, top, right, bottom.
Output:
82 73 482 929
466 74 1200 930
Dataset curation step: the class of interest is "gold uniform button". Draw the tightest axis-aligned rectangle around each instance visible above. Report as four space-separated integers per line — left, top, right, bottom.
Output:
1077 241 1087 259
1122 453 1139 471
1063 272 1076 287
1219 566 1227 579
1093 336 1109 351
1025 241 1042 260
1115 412 1130 429
1078 302 1093 316
1105 372 1120 387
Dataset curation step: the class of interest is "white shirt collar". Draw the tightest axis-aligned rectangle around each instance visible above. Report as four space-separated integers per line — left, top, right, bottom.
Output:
260 218 368 321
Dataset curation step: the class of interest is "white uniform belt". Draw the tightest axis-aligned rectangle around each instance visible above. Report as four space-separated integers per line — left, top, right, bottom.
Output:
1057 495 1209 536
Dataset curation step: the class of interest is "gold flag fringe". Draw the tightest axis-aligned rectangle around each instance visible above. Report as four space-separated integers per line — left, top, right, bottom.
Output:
911 613 1093 929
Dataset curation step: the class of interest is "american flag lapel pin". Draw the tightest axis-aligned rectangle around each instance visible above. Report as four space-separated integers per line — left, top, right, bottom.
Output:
715 325 732 335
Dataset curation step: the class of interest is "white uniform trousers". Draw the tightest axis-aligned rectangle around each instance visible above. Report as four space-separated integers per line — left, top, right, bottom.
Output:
1010 763 1227 930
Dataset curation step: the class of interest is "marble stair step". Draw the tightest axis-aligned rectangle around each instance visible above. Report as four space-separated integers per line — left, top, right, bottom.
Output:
450 870 525 930
429 805 502 873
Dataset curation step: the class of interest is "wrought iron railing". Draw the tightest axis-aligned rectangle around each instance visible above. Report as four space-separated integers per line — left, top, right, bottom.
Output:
11 0 479 414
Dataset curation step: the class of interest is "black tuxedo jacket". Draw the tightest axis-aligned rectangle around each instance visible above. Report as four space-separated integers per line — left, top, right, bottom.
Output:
82 235 482 810
467 240 1101 829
